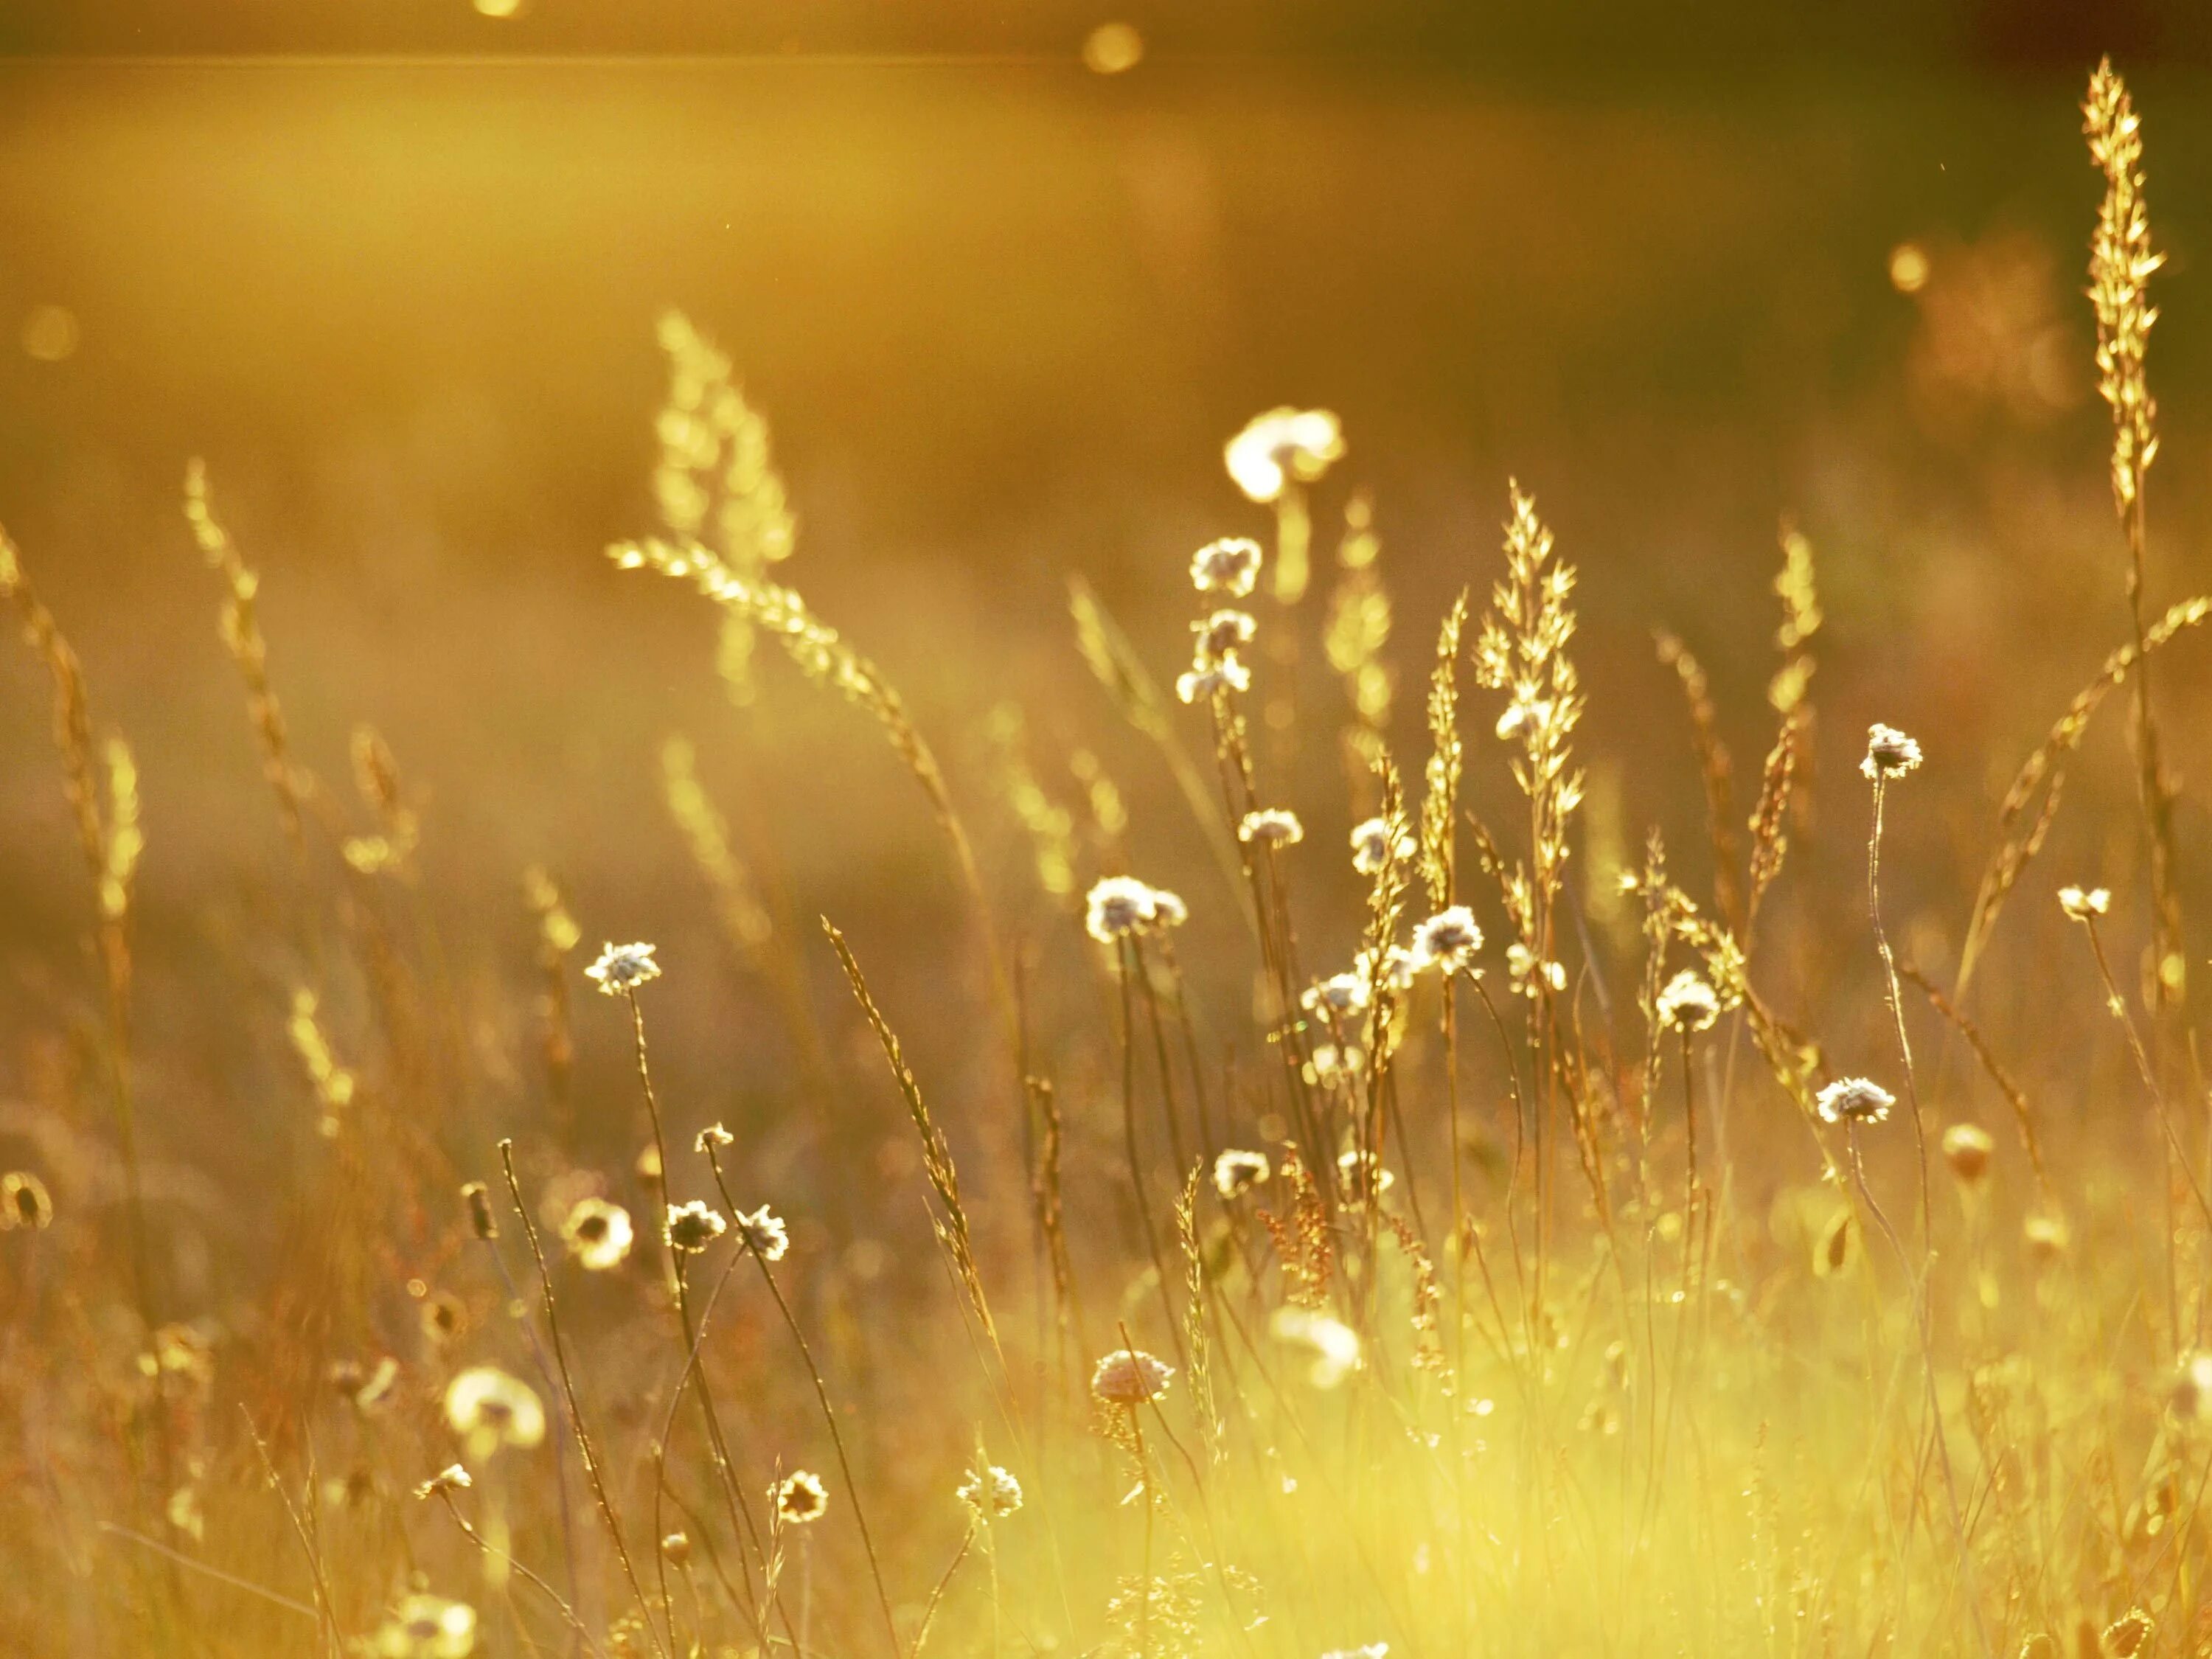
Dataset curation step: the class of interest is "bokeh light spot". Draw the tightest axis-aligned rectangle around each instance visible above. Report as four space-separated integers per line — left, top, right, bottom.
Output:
21 304 78 362
1082 22 1144 74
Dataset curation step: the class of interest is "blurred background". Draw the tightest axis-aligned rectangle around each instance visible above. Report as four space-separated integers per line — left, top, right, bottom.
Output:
2 1 2211 1283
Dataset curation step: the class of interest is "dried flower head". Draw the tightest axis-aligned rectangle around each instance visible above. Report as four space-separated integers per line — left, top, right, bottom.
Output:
1860 723 1922 781
1301 970 1371 1020
773 1470 830 1526
1656 970 1721 1034
1091 1346 1175 1407
1225 407 1344 504
696 1123 735 1152
1147 888 1188 929
560 1197 635 1271
1349 815 1413 877
1212 1148 1271 1199
585 941 661 996
1085 875 1156 942
459 1180 497 1241
1 1170 53 1231
444 1366 546 1458
1926 1127 1992 1197
734 1205 789 1262
956 1461 1025 1521
1412 906 1482 974
371 1593 479 1658
1193 608 1257 660
2059 885 2112 921
1238 808 1304 847
1188 536 1264 598
664 1200 728 1254
413 1464 473 1500
1816 1077 1896 1126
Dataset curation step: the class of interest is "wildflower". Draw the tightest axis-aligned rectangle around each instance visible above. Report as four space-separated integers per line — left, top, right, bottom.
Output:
1860 723 1922 781
1175 655 1252 704
1091 1346 1175 1407
696 1122 735 1152
1307 1042 1365 1084
459 1180 497 1240
1193 608 1257 660
370 1593 478 1658
2059 885 2112 921
1147 888 1189 929
444 1366 546 1458
664 1200 728 1253
1655 970 1721 1034
1188 535 1264 598
585 941 661 995
1 1170 53 1231
1212 1148 1271 1199
1495 696 1555 745
1225 407 1344 503
1239 809 1304 847
1272 1304 1362 1388
1085 876 1156 942
773 1470 830 1526
1301 970 1371 1020
734 1205 790 1262
1942 1122 1994 1185
560 1197 634 1271
1816 1077 1896 1127
1412 907 1481 974
414 1464 473 1500
1349 815 1413 877
956 1461 1025 1521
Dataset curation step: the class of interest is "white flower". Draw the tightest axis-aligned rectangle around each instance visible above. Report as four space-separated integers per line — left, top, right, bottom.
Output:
1091 1347 1175 1406
773 1470 829 1526
1148 888 1189 929
1225 407 1345 504
1349 815 1413 877
559 1198 634 1271
1506 942 1566 997
585 941 661 995
1212 1148 1271 1198
444 1367 546 1459
1194 608 1258 658
1335 1145 1394 1198
1239 809 1304 846
1816 1077 1896 1126
412 1464 473 1500
1371 944 1421 992
1301 970 1371 1020
1655 970 1720 1034
734 1205 789 1262
1085 876 1156 942
956 1461 1024 1521
664 1200 728 1253
1176 655 1253 704
2059 885 2111 921
1189 536 1265 598
1860 723 1922 780
1412 906 1482 974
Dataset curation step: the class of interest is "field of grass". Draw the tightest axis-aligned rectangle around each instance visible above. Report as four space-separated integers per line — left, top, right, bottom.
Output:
6 50 2212 1659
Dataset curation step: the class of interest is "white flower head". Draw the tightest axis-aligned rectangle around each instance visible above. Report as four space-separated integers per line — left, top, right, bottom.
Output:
560 1197 634 1272
1189 535 1265 598
1301 970 1371 1020
1212 1148 1272 1198
1194 608 1258 659
2059 885 2112 922
1506 942 1567 997
773 1470 829 1526
1350 815 1414 877
1147 888 1189 929
1816 1076 1896 1127
956 1461 1025 1521
1335 1145 1394 1199
1860 723 1922 781
1655 970 1721 1034
1412 906 1482 974
1306 1042 1365 1084
1176 655 1253 704
1225 407 1345 504
664 1200 728 1253
1371 943 1421 992
1239 808 1305 847
1085 876 1156 943
734 1204 789 1262
1091 1346 1175 1406
444 1366 546 1459
585 941 661 996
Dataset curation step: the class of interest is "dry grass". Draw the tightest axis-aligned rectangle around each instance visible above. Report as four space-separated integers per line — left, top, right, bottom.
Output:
6 57 2212 1659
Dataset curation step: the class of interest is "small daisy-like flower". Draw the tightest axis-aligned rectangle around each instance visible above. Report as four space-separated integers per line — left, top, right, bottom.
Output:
1189 535 1265 598
664 1200 728 1253
1175 655 1253 704
371 1593 479 1659
734 1205 789 1262
560 1197 634 1272
585 941 661 996
1349 815 1413 877
956 1461 1025 1521
1091 1346 1175 1406
1655 970 1721 1034
1815 1077 1896 1127
1412 906 1482 974
1860 723 1922 781
1212 1148 1271 1199
413 1464 473 1500
444 1366 546 1459
1942 1122 1994 1185
1301 971 1371 1020
1 1170 53 1231
1085 876 1156 943
773 1470 830 1526
696 1123 735 1152
1147 888 1189 930
2059 885 2112 922
1239 808 1304 847
1224 407 1345 504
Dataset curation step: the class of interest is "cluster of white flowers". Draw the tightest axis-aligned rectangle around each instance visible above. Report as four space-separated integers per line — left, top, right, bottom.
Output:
1816 1077 1896 1126
1083 876 1189 945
